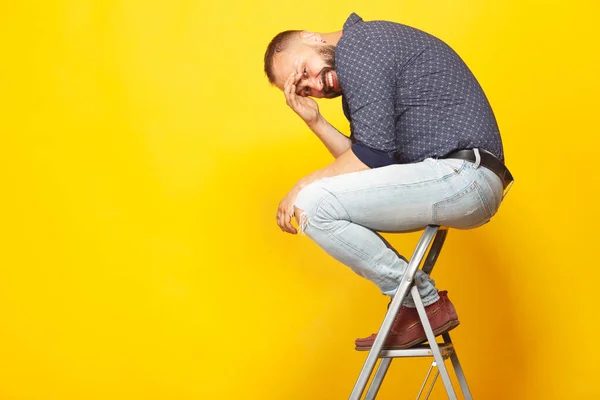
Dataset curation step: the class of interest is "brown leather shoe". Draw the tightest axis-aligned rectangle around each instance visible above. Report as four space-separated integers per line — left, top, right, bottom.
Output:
355 291 460 350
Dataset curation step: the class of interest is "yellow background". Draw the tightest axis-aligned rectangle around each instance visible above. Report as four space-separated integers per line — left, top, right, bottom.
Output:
1 0 598 399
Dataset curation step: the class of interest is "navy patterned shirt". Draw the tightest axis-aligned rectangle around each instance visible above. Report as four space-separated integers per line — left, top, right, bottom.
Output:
336 13 504 167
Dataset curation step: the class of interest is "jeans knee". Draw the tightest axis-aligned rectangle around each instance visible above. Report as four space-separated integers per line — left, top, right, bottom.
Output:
295 183 329 216
295 182 347 230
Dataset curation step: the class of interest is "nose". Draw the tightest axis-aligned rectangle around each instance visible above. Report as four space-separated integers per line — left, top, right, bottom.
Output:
309 75 323 92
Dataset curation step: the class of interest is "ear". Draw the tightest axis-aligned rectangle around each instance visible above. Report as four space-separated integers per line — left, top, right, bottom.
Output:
300 31 324 44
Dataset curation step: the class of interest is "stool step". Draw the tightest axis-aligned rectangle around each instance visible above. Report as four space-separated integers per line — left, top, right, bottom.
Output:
356 342 455 359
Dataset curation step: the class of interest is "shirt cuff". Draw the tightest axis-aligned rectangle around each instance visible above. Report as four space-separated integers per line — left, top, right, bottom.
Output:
351 141 396 168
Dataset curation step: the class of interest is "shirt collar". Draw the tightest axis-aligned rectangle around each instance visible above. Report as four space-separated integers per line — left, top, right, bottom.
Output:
343 13 363 32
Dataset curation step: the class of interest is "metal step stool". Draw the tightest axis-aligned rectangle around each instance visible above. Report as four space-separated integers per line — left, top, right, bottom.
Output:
349 225 473 400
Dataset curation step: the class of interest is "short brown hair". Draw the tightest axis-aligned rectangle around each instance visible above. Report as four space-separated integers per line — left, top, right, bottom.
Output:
264 30 301 84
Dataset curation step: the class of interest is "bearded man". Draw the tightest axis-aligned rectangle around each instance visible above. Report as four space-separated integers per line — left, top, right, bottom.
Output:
263 13 513 349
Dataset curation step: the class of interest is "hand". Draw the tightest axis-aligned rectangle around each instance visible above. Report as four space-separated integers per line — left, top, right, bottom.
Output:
283 70 320 127
276 185 301 234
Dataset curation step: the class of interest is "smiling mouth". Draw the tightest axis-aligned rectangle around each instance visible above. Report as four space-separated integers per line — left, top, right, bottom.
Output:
326 71 334 89
320 69 337 93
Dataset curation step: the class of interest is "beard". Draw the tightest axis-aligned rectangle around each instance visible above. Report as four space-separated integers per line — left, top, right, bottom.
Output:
315 44 341 98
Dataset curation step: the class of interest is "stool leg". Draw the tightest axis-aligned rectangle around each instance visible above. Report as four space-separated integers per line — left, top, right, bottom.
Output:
349 226 441 400
423 369 439 400
412 286 458 400
421 228 448 276
416 361 437 400
442 333 473 400
364 358 392 400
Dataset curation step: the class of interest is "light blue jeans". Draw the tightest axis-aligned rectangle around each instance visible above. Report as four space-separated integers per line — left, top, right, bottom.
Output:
294 156 504 307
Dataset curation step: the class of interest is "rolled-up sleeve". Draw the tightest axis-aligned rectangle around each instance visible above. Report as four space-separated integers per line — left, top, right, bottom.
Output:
351 141 396 168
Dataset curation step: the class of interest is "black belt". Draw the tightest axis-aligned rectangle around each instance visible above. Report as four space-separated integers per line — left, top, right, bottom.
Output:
443 149 514 190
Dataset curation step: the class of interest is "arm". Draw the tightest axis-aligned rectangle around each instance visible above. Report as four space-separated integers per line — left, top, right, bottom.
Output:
296 146 369 189
276 147 369 234
306 114 352 158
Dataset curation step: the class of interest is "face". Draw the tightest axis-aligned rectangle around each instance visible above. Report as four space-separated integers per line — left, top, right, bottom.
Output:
272 41 342 99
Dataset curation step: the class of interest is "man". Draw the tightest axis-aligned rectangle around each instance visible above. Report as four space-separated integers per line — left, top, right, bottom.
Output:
263 13 513 349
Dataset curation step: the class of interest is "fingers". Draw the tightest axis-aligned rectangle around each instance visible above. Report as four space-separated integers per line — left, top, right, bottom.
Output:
277 206 298 235
283 71 295 93
285 69 301 89
284 73 296 106
284 210 297 234
283 71 302 109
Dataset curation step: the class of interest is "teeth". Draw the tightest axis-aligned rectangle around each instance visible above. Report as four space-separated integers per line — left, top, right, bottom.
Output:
327 72 333 88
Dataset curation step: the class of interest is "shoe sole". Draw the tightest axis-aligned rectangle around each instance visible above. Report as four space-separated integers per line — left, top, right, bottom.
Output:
355 319 460 351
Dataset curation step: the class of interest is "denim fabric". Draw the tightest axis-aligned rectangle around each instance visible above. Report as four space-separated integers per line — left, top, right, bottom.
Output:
294 157 504 306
